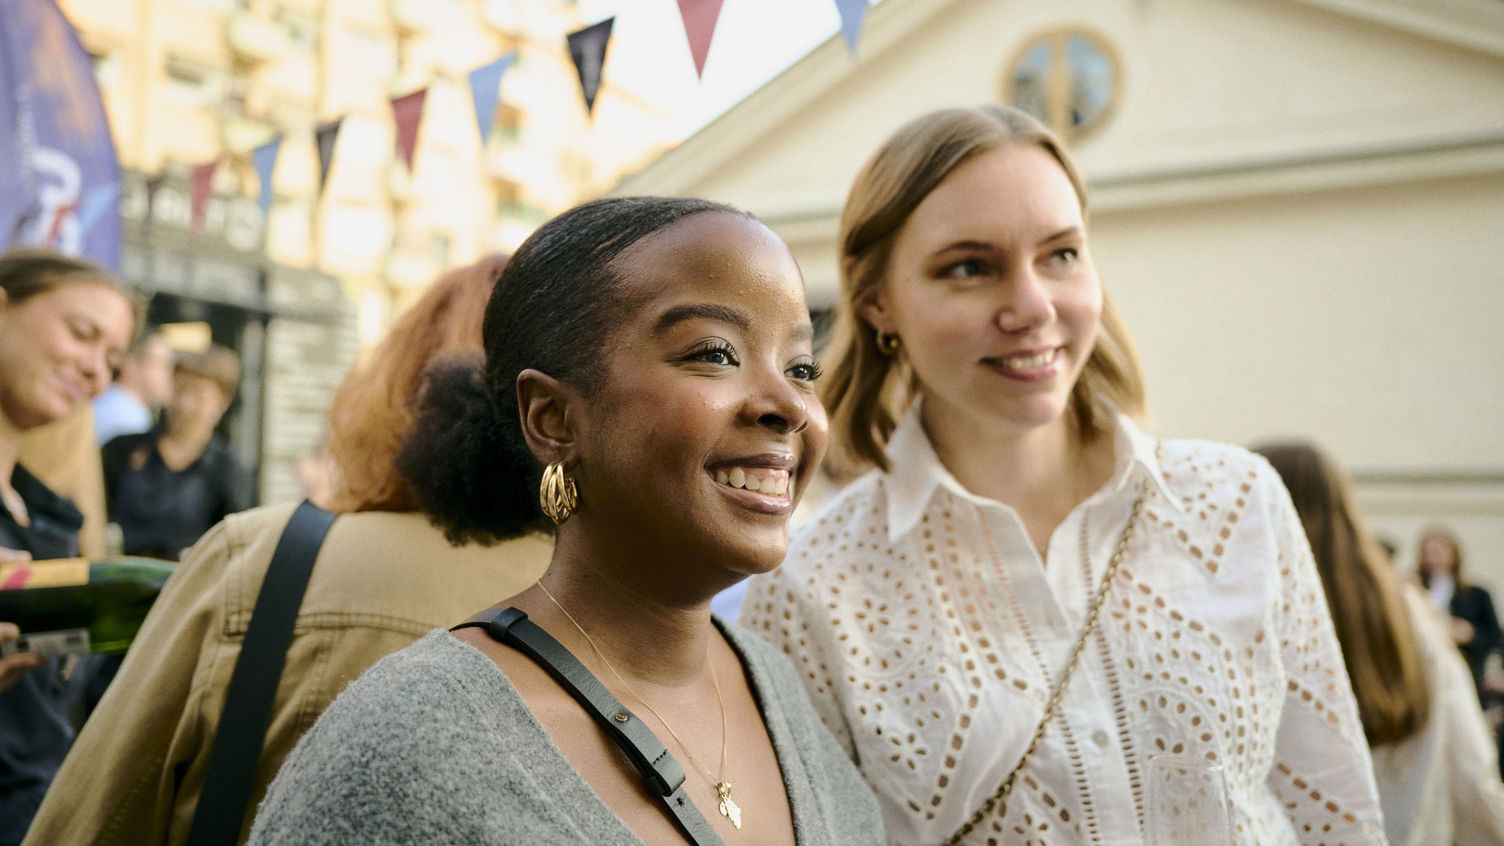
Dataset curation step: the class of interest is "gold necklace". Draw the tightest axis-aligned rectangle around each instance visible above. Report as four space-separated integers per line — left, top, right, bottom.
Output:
536 581 742 830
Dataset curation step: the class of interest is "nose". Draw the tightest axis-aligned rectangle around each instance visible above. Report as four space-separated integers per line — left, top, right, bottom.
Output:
995 266 1054 333
82 345 112 396
744 366 810 436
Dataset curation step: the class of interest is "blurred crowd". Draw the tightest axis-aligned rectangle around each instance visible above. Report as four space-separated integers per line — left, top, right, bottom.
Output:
1 104 1502 846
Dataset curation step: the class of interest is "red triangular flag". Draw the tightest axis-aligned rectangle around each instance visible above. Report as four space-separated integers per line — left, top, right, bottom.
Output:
391 88 427 171
676 0 725 78
190 160 217 234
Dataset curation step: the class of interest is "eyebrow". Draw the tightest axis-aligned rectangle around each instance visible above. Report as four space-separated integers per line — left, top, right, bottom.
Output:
651 301 814 343
934 226 1084 256
651 302 752 335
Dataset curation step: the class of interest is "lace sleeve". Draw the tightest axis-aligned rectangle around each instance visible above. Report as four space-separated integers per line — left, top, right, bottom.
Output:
1264 468 1387 844
742 563 857 759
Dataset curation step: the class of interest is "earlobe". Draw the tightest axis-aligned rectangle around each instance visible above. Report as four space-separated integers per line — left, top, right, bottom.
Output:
854 294 890 335
516 369 580 467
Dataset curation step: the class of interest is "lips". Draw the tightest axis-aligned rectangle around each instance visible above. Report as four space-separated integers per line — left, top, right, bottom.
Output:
706 454 797 509
979 347 1066 383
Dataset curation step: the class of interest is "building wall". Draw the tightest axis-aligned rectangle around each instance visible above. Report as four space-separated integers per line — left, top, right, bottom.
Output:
614 0 1504 589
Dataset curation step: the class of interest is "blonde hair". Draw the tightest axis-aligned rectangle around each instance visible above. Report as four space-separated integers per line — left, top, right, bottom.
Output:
1255 442 1430 745
823 104 1146 476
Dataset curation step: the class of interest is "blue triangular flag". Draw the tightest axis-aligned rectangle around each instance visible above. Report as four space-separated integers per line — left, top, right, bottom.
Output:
252 136 281 216
468 53 517 146
834 0 868 56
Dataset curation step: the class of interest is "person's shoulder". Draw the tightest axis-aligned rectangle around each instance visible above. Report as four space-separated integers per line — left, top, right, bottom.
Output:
301 632 504 741
789 469 887 548
1157 438 1283 505
101 431 153 457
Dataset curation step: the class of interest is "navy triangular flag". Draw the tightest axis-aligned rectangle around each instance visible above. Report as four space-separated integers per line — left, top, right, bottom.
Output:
566 17 614 115
315 118 343 193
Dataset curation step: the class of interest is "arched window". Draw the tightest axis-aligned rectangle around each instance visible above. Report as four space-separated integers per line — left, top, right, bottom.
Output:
1005 28 1120 143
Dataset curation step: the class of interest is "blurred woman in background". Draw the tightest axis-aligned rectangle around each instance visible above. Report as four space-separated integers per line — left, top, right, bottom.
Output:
1417 526 1501 707
23 255 552 846
0 248 136 845
1256 442 1504 846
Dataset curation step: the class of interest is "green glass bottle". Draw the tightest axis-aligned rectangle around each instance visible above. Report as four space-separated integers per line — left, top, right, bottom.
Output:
0 557 176 656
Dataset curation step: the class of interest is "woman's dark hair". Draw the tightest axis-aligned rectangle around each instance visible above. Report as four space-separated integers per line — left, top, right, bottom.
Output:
397 196 749 544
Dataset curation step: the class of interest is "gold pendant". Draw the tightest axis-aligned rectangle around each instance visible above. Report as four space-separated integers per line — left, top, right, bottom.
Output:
717 781 742 830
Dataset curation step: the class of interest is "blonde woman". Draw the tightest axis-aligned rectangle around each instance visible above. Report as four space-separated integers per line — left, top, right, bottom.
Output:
742 105 1384 844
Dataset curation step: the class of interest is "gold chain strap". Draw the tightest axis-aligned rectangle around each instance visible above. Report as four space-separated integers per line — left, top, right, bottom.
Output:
942 463 1153 846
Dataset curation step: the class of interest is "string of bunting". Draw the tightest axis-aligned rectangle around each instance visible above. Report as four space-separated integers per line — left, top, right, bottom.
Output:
183 0 872 234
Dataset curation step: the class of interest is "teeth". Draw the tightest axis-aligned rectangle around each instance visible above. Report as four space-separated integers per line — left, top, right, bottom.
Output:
711 467 791 496
1002 349 1055 370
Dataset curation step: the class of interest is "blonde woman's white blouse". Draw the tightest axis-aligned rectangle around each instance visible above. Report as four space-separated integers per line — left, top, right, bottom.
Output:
743 408 1386 845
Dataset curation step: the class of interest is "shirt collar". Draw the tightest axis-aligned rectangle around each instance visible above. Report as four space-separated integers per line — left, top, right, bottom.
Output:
881 402 1183 543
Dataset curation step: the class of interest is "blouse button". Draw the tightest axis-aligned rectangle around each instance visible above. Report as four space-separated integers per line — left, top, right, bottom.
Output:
1091 729 1111 748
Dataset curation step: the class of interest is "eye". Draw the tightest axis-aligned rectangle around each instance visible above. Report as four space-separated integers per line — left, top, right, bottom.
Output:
1049 247 1080 267
788 360 823 383
688 341 738 367
940 258 985 279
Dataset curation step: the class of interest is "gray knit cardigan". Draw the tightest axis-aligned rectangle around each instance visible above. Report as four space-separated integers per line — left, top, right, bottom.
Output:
247 621 884 845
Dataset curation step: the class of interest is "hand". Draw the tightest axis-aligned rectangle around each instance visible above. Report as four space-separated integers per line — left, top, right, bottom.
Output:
1452 617 1477 646
0 622 45 693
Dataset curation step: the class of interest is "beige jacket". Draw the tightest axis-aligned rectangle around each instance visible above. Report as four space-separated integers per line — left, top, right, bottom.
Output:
21 503 551 846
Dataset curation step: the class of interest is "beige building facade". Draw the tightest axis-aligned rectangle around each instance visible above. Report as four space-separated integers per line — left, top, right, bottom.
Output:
57 0 680 501
616 0 1504 587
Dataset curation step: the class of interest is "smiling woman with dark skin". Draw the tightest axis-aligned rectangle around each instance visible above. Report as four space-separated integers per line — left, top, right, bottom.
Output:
247 197 884 846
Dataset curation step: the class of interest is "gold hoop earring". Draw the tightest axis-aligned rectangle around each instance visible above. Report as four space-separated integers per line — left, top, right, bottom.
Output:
539 461 578 525
875 330 900 356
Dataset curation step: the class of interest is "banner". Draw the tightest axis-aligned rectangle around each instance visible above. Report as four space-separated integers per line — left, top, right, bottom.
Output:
315 118 343 193
252 136 281 217
676 0 725 79
391 88 427 171
834 0 869 55
567 17 614 116
190 160 218 234
0 0 123 269
468 53 516 146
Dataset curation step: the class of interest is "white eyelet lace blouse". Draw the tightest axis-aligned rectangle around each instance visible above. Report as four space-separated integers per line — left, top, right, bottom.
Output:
742 407 1386 845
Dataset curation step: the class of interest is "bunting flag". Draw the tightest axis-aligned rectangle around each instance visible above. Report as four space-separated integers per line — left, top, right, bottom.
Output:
314 118 342 193
675 0 725 78
566 17 614 116
0 0 123 268
144 173 166 220
833 0 869 55
391 88 427 171
468 53 516 146
189 159 218 234
252 136 281 217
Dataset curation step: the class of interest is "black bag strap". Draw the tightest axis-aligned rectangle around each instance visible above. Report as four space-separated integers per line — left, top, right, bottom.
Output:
452 607 726 846
185 500 337 846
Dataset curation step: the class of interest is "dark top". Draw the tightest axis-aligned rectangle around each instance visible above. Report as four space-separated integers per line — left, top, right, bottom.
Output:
1450 584 1502 706
102 432 252 560
0 464 113 846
